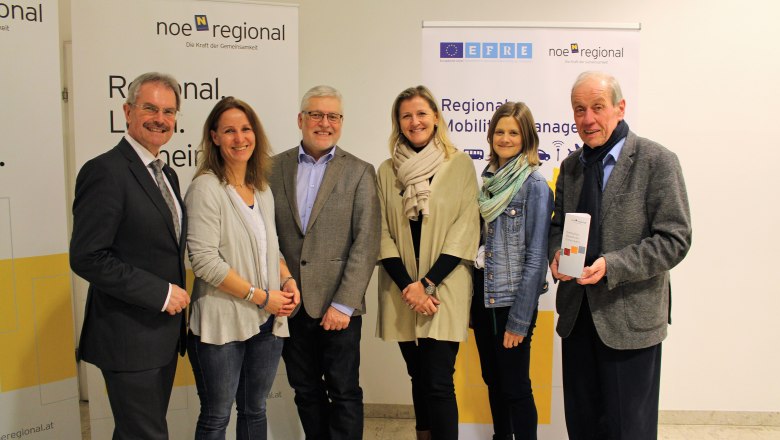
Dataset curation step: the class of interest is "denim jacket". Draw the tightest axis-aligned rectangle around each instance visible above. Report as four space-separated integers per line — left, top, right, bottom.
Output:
481 168 553 336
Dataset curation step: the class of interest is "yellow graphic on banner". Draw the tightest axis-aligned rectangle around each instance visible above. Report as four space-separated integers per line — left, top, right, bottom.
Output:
454 311 554 424
0 253 77 392
548 167 559 195
173 269 196 387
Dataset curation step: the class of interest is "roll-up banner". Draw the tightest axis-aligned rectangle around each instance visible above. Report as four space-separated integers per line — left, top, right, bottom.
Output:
0 0 82 438
72 1 300 438
423 22 640 439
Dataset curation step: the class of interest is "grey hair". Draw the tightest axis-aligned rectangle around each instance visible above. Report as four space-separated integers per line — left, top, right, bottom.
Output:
300 85 342 112
126 72 181 110
571 71 623 106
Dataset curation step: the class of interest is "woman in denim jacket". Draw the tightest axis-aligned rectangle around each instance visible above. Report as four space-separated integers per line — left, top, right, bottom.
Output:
471 102 553 440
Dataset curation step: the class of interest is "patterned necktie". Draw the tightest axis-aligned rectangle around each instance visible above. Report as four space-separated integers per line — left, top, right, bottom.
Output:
150 159 180 243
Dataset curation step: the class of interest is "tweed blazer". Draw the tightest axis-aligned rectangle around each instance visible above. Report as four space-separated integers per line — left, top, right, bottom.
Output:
269 146 381 319
549 131 692 350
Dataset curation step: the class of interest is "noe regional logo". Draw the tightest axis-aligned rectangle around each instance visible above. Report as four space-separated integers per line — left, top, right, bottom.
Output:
194 14 208 31
155 14 286 43
548 42 624 61
0 1 44 23
440 42 532 59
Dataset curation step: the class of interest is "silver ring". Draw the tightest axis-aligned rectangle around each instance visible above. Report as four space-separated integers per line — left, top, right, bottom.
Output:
422 311 428 316
408 304 414 310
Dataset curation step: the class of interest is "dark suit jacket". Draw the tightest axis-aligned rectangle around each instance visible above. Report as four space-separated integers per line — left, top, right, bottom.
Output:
549 131 692 350
269 146 381 319
70 138 187 371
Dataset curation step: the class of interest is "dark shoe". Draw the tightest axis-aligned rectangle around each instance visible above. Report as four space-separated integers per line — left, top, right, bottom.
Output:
416 430 432 440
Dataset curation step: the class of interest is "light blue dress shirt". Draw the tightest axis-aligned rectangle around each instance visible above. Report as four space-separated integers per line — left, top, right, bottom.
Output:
296 144 335 234
296 144 354 316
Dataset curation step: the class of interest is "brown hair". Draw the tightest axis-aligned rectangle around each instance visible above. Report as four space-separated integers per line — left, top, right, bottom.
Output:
486 101 540 168
194 97 272 190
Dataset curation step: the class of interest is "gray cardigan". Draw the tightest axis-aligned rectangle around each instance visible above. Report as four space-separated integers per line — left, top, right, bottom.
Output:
185 172 288 344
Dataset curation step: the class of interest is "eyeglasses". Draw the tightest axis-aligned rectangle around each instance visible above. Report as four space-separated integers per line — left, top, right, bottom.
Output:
303 111 343 123
132 103 178 119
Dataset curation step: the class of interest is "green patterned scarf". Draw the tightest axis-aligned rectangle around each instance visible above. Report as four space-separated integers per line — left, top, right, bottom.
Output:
478 154 538 223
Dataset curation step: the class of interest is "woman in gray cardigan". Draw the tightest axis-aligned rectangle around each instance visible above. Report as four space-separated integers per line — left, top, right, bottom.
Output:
185 97 300 439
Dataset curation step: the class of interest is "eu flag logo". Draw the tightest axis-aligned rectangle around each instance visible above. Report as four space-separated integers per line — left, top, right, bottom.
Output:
440 42 463 58
194 15 209 31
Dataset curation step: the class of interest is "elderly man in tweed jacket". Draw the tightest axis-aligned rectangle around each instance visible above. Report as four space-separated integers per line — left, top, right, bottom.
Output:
549 71 692 440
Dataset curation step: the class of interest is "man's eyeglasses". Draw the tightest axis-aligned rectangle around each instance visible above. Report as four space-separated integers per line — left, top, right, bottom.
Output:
133 103 178 119
303 111 343 123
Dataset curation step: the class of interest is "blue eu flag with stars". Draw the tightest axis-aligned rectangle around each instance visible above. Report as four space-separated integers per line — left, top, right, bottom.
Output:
440 42 463 58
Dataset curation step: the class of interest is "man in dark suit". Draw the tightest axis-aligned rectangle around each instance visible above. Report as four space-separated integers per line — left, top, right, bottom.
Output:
549 71 692 440
70 72 190 440
269 85 381 440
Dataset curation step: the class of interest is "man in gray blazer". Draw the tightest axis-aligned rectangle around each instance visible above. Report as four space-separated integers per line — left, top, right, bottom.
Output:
269 85 381 440
549 71 692 440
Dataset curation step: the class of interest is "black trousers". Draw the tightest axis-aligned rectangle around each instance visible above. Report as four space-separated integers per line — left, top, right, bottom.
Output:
471 271 538 440
282 309 363 440
100 353 178 440
399 338 460 440
562 297 662 440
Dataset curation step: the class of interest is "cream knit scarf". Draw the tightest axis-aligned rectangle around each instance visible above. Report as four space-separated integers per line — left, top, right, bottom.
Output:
392 139 445 220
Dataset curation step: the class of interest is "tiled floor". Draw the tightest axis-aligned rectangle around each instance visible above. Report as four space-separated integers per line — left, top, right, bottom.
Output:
80 402 780 439
366 420 780 440
658 425 780 440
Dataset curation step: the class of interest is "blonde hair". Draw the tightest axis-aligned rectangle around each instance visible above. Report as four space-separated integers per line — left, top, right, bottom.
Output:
388 85 456 158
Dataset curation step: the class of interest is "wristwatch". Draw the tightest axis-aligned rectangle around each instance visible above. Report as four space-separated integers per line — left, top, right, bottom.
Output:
420 278 436 295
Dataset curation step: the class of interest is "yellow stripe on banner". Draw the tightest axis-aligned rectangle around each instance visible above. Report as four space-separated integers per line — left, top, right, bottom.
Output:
455 311 555 425
0 258 16 333
173 269 196 387
548 167 559 194
0 253 77 392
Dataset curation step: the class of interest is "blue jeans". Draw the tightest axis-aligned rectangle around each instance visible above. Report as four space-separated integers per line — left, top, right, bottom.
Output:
188 327 283 440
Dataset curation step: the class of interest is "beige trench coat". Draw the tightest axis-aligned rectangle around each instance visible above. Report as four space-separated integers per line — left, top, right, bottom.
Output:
376 150 480 342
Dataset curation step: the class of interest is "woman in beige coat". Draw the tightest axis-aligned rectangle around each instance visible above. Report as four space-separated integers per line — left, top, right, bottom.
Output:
376 86 480 440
